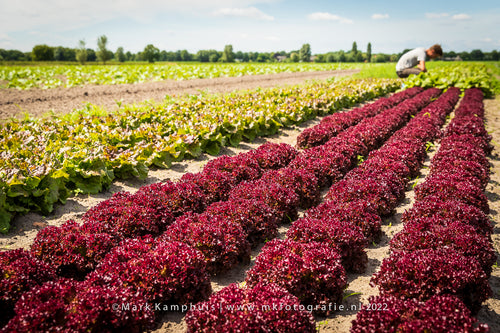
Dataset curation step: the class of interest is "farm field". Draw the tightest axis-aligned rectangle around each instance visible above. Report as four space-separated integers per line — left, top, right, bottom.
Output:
0 69 360 120
0 62 499 332
0 62 361 90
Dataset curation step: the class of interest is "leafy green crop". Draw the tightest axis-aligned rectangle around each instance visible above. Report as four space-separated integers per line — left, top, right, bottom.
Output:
0 63 360 90
0 78 400 232
404 63 498 97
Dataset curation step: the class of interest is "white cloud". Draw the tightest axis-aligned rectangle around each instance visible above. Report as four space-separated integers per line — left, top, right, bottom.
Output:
425 13 449 19
0 0 279 32
372 14 389 20
307 12 353 24
212 7 274 21
452 13 471 20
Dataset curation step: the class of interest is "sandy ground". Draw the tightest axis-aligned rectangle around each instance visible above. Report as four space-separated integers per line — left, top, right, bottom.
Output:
478 95 500 332
0 74 498 332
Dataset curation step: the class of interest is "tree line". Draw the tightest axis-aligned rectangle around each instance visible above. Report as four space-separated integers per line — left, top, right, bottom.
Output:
1 37 499 64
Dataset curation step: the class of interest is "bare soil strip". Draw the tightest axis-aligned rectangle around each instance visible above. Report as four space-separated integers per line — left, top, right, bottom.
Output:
479 95 500 332
0 69 359 120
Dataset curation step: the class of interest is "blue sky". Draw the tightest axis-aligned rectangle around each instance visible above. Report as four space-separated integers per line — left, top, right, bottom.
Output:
1 0 499 54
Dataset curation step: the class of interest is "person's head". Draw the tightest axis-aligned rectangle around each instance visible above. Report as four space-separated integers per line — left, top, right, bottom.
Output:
426 44 442 59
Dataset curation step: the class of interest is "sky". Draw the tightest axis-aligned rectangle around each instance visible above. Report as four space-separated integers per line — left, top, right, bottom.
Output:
1 0 499 55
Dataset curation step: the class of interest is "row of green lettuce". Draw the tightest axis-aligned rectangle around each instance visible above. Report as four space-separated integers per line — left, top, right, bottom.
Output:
404 62 500 97
0 62 358 90
0 78 399 232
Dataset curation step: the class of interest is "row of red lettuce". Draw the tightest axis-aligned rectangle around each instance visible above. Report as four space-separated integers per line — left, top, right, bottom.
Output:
351 88 494 332
185 87 455 331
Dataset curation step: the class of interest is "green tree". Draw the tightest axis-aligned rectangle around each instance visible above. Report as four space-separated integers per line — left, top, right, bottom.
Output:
163 51 178 61
0 49 28 61
159 50 168 61
367 42 372 62
256 53 270 62
314 54 326 63
32 44 54 61
491 50 499 61
64 48 76 61
54 46 76 61
338 50 346 62
86 48 97 62
115 47 126 62
234 51 244 61
195 50 218 62
196 50 210 62
179 49 192 61
248 52 258 61
444 51 457 58
470 49 484 61
299 43 311 62
142 44 160 63
352 41 358 55
389 54 399 62
221 44 235 62
53 47 76 61
209 53 219 62
76 40 88 64
373 54 389 63
54 46 65 61
459 51 471 61
96 35 111 64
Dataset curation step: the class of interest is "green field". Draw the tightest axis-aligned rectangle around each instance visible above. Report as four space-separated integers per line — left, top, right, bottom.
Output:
2 61 497 90
0 62 361 90
0 61 498 232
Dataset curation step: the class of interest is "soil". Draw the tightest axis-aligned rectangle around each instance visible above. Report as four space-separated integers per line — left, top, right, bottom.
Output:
0 69 359 120
478 95 500 332
0 72 499 332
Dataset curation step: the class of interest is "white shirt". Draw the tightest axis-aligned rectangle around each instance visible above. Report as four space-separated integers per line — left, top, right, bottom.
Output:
396 48 427 71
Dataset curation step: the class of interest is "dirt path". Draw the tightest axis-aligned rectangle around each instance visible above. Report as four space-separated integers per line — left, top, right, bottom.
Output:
479 95 500 332
0 69 359 120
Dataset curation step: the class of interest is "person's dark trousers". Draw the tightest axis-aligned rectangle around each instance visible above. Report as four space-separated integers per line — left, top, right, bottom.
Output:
396 68 422 78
